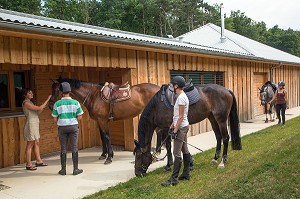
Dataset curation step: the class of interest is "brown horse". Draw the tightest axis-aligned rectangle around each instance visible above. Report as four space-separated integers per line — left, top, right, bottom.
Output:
49 78 160 164
134 84 242 177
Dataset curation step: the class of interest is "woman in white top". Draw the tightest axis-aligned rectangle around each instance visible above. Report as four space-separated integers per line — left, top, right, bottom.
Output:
161 76 191 186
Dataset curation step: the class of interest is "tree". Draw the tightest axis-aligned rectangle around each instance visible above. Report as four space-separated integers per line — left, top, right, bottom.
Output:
0 0 41 15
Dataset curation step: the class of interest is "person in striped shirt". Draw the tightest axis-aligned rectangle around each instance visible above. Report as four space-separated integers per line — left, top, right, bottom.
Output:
52 82 84 175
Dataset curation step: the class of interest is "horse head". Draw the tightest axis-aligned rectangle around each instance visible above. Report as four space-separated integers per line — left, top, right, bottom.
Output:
259 85 268 105
133 140 153 177
49 79 61 110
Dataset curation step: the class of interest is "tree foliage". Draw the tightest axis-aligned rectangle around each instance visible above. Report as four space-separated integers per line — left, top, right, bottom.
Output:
0 0 41 15
1 0 300 57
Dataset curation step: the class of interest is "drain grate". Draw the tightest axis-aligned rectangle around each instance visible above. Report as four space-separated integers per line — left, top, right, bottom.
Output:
0 184 11 191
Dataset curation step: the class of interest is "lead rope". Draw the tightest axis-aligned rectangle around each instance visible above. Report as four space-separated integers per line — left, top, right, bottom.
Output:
151 133 170 162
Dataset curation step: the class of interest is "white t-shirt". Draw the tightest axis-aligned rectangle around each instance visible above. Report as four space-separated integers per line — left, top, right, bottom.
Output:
173 92 189 128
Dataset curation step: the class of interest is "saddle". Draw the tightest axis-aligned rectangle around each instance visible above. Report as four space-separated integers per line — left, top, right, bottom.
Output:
101 82 131 120
264 81 278 92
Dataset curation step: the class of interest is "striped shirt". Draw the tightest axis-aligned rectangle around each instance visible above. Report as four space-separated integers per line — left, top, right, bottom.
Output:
52 97 83 126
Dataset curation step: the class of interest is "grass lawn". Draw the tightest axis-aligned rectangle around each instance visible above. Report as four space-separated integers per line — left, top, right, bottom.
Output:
84 117 300 199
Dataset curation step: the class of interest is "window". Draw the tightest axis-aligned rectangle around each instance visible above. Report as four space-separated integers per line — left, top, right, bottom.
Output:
0 71 30 115
170 71 224 86
0 73 9 109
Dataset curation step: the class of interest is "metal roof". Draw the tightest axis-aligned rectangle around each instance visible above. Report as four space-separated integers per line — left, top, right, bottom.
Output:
179 23 300 65
0 9 300 65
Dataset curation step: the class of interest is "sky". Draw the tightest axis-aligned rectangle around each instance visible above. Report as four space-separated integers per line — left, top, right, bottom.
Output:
204 0 300 31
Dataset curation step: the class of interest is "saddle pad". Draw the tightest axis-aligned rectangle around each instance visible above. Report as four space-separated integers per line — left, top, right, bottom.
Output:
161 85 200 109
186 87 200 105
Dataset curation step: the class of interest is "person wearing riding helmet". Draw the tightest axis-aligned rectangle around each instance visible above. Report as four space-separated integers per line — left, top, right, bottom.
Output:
269 81 288 127
161 76 191 186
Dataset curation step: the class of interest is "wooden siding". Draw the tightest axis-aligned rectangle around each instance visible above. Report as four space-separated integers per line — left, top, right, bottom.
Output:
1 34 300 168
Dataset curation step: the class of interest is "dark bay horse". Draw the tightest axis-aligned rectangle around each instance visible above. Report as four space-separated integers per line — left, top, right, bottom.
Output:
259 81 277 123
49 78 160 164
134 84 242 177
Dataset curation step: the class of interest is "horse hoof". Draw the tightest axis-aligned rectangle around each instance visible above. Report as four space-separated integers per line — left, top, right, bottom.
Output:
99 155 106 160
218 163 225 169
104 159 112 165
164 165 171 171
211 159 218 165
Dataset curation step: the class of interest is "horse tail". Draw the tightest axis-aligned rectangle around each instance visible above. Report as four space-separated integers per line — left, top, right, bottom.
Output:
228 90 242 150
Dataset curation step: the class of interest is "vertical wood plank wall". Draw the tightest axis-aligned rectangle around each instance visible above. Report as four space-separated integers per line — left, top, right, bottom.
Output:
0 35 299 168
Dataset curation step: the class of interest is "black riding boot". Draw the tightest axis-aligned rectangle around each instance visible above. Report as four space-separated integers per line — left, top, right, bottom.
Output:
179 153 191 180
58 153 67 176
161 157 182 186
72 152 83 175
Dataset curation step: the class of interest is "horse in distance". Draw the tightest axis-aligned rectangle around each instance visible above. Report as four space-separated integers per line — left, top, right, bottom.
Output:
259 81 277 123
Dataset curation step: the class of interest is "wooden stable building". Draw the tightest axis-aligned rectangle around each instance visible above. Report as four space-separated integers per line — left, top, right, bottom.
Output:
1 9 300 168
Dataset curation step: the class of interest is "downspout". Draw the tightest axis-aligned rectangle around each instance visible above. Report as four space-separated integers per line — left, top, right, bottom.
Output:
270 62 283 82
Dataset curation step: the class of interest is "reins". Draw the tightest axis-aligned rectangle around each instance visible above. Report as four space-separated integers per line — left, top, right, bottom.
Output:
82 87 92 105
151 133 170 162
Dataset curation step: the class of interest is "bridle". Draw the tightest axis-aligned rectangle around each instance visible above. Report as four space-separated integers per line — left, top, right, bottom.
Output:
137 133 170 172
140 150 153 172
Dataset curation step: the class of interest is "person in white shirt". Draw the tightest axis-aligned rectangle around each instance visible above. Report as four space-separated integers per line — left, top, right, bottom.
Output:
161 76 191 186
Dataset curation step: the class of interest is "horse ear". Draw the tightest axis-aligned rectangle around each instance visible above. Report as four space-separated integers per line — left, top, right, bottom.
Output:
58 75 63 83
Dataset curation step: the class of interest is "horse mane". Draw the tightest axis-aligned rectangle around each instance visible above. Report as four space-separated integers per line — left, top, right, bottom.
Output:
59 78 104 89
58 78 81 89
262 81 277 92
138 86 163 148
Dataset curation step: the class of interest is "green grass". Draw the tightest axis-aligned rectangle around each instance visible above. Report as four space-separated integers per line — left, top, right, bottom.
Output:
84 117 300 199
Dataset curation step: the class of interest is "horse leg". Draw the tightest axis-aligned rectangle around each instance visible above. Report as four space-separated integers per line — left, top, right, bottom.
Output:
164 134 173 171
98 129 108 160
265 105 268 123
103 128 114 165
155 128 162 155
271 105 276 122
209 118 222 165
218 124 229 169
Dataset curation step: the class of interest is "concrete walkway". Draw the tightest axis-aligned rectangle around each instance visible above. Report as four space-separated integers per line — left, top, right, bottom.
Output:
1 106 300 199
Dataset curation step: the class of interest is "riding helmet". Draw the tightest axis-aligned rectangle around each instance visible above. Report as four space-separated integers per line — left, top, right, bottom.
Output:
278 81 285 86
171 76 185 88
60 82 71 93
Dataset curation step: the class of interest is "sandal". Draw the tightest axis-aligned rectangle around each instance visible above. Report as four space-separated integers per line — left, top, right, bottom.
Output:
35 162 48 167
26 166 37 171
